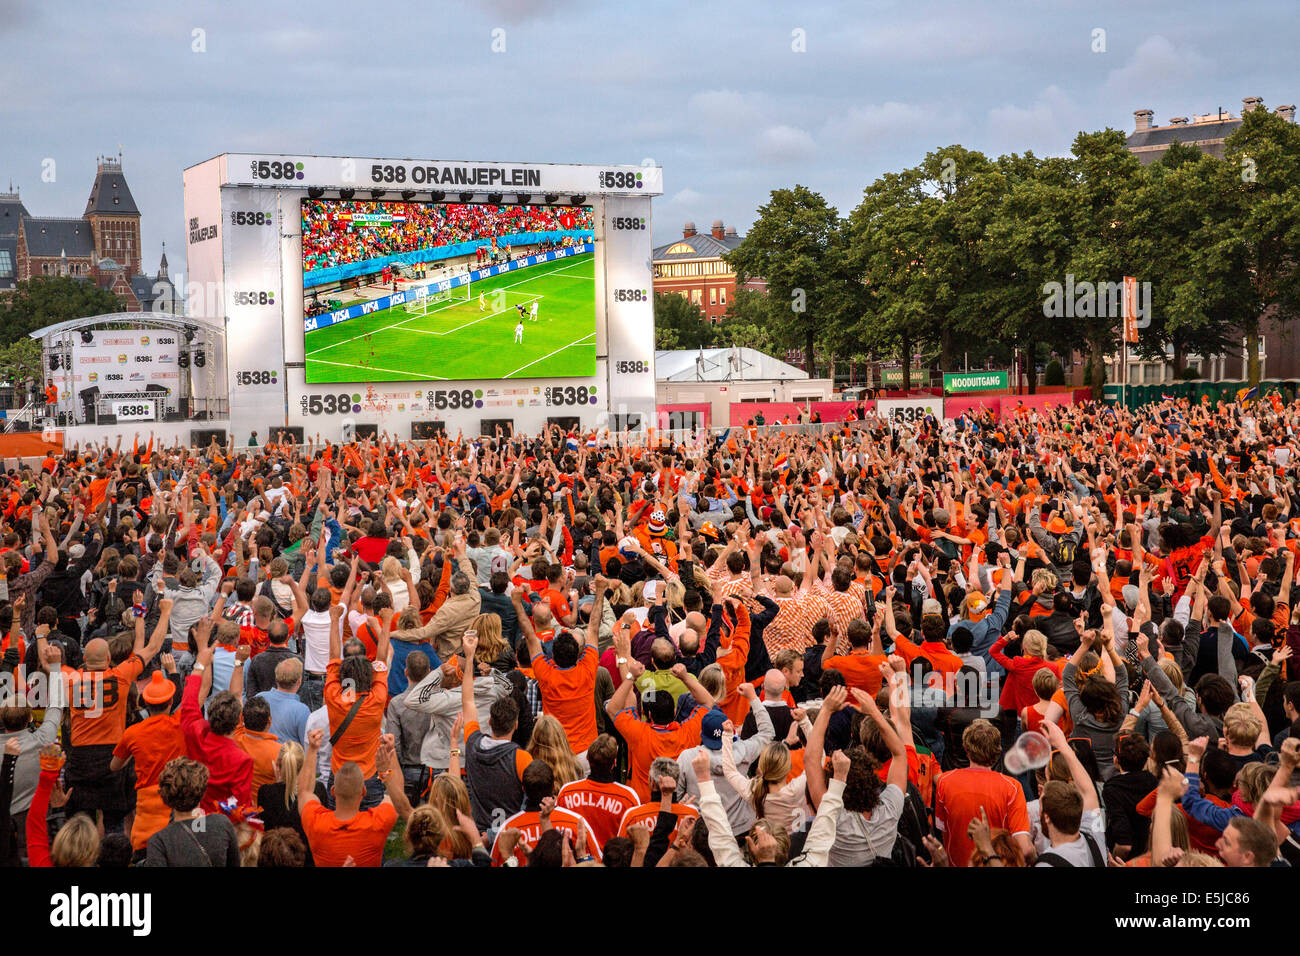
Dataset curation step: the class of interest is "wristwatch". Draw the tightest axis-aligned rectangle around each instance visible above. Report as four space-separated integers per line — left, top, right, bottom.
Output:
233 660 245 668
192 662 206 673
616 656 628 666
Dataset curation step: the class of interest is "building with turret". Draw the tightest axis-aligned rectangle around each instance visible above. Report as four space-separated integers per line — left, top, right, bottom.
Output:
0 157 175 312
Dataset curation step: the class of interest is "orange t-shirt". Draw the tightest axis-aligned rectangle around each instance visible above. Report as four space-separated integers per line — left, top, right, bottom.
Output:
531 645 599 753
555 778 640 850
823 650 888 696
301 799 398 867
324 659 389 778
66 654 145 747
614 706 706 802
617 801 700 843
113 713 187 787
935 765 1031 867
490 807 602 866
234 726 281 805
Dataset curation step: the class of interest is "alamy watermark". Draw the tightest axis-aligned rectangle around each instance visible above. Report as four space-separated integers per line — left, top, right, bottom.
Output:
1041 274 1151 325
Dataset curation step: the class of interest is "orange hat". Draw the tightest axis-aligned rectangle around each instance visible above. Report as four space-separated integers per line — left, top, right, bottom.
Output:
142 671 176 705
964 591 990 622
1047 516 1069 535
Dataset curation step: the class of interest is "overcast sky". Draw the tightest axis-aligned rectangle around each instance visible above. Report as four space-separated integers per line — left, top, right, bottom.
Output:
2 0 1295 282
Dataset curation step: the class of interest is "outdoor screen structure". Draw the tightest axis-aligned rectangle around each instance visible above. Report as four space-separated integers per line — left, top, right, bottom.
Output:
300 199 597 383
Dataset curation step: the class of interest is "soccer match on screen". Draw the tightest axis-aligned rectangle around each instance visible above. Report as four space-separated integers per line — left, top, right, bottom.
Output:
301 199 597 383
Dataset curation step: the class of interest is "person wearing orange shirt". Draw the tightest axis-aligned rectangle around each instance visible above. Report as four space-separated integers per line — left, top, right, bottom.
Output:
298 727 402 867
110 667 187 852
617 758 700 844
935 718 1034 866
323 603 390 809
822 617 888 697
41 596 171 833
556 734 640 850
516 580 600 756
606 627 714 802
234 695 281 806
491 761 602 866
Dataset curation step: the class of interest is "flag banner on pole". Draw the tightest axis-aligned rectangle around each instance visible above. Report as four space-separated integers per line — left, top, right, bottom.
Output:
1122 276 1139 344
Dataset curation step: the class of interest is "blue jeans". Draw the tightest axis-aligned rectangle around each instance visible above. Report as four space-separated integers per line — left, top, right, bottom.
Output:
299 672 325 712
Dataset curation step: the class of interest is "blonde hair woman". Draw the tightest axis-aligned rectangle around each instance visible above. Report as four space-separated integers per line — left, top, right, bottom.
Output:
527 714 581 788
381 556 411 611
50 816 100 867
729 739 806 834
427 773 474 860
468 613 506 670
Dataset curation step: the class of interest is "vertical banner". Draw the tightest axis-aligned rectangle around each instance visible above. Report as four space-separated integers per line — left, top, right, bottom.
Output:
223 185 286 440
601 195 656 434
1122 276 1139 344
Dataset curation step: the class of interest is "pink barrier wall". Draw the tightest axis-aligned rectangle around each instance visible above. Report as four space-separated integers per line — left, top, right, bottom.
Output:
943 395 1002 419
728 400 874 427
655 404 711 429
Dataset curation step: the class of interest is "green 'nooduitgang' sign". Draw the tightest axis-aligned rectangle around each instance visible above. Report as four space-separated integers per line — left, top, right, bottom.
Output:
944 370 1008 393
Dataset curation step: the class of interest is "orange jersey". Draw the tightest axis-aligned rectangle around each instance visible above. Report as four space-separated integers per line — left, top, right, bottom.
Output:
65 655 145 747
556 778 641 850
531 646 599 753
617 801 700 843
490 807 602 866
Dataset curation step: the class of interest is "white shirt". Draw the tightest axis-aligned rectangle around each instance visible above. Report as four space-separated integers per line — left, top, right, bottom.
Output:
300 609 333 673
306 707 332 784
1033 807 1106 867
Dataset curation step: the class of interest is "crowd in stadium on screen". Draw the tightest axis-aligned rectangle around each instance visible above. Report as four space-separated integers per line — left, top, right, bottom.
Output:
2 395 1299 868
301 201 595 273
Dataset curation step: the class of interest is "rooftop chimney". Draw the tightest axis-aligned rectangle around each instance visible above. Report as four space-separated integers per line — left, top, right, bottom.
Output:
1134 109 1154 131
1243 96 1264 114
1169 116 1188 126
683 221 696 238
1277 104 1297 123
711 219 725 239
724 225 737 237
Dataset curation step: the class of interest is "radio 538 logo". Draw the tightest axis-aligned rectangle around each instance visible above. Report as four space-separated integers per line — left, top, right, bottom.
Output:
234 290 276 306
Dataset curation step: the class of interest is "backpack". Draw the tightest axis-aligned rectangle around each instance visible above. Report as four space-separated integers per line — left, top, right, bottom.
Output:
1036 831 1104 867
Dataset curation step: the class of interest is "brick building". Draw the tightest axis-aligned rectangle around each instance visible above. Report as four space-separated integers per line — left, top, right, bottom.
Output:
651 220 766 323
0 157 174 311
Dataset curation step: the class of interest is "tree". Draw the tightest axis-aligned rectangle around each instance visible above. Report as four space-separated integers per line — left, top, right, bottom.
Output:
1217 106 1300 386
1123 145 1239 376
0 338 42 387
725 186 845 372
0 276 124 346
653 291 715 351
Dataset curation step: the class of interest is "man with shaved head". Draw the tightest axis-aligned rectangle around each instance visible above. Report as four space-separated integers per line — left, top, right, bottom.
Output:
38 595 172 834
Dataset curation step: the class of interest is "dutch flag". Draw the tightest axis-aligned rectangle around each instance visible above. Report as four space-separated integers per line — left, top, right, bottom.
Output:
566 436 580 452
775 454 791 473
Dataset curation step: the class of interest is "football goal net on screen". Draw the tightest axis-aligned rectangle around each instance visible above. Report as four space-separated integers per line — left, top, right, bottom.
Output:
412 270 470 314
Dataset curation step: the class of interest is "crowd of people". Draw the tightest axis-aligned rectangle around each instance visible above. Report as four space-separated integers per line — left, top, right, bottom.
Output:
1 393 1298 869
301 200 594 273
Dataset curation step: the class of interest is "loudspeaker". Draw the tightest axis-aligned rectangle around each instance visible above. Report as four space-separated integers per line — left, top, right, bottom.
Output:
354 423 379 440
191 428 227 447
164 410 184 422
480 419 514 438
547 416 580 432
98 414 117 425
271 425 305 443
411 420 446 439
610 414 642 432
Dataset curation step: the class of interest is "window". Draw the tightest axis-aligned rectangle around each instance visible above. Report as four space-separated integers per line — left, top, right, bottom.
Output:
710 288 717 305
719 287 726 305
0 249 11 277
690 289 702 305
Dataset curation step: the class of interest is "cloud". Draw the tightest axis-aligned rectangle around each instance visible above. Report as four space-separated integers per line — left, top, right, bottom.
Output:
686 90 766 132
987 86 1080 153
756 125 817 163
1104 35 1212 100
823 101 932 145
